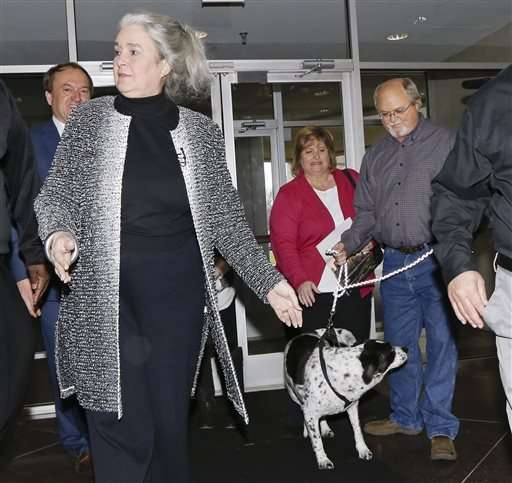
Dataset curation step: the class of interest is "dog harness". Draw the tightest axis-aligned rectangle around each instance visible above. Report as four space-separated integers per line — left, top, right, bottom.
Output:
317 323 355 408
317 335 355 408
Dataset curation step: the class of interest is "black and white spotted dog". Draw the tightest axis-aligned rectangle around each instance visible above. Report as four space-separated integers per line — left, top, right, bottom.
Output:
284 329 408 470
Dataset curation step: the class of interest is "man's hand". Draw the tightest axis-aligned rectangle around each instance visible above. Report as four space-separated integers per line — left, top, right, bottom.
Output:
447 270 488 329
360 241 374 254
267 280 303 328
48 231 77 283
16 278 39 317
27 263 50 307
329 242 348 266
297 280 320 307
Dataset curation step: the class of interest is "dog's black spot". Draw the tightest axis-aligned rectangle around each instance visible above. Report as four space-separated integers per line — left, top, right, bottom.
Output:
359 340 396 384
285 333 320 385
344 373 350 379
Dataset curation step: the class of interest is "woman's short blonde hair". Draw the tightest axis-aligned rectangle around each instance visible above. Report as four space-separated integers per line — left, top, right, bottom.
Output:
291 126 337 177
119 11 212 103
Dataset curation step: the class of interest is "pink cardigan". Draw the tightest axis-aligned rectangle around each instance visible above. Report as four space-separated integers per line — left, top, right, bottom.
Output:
269 169 373 298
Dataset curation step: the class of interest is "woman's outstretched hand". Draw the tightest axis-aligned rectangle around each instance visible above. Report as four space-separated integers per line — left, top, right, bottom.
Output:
267 280 303 328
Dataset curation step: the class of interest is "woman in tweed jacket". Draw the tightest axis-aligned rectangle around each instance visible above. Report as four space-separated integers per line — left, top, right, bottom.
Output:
34 11 301 483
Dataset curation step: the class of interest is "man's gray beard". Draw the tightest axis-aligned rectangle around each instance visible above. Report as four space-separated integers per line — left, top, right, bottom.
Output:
386 124 413 139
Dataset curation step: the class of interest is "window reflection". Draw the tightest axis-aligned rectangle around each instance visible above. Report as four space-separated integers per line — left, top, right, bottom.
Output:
0 1 68 65
282 83 342 122
232 83 273 120
1 75 49 126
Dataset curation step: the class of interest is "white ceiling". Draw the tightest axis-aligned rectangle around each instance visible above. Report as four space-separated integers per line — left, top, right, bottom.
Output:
357 0 512 62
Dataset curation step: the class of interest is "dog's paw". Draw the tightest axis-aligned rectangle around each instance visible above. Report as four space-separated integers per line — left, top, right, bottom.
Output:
357 447 373 460
317 458 335 470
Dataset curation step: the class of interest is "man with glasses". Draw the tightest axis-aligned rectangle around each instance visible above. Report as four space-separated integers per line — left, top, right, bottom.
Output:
332 78 459 461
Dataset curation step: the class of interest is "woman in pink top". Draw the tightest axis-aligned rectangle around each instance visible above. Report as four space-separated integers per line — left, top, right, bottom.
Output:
270 126 374 343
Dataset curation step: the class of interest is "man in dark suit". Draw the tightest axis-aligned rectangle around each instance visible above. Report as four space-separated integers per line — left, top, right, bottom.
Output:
10 63 93 473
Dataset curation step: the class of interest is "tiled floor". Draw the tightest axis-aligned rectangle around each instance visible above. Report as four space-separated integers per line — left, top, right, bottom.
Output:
1 325 511 483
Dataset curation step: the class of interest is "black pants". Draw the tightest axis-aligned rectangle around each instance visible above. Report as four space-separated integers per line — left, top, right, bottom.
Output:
285 290 372 344
0 256 35 440
85 234 205 483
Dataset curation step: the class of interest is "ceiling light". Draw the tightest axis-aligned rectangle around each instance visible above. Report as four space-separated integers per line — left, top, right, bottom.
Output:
314 90 330 97
202 0 244 5
386 33 409 41
414 16 428 24
320 108 329 113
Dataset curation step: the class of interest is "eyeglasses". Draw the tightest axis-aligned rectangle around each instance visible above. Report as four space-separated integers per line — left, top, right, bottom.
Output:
378 102 414 121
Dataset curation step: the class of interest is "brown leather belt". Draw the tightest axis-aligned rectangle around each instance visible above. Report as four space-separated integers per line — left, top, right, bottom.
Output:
385 244 428 254
497 253 512 272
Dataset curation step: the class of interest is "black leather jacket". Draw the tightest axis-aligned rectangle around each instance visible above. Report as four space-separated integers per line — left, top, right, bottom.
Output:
432 65 512 283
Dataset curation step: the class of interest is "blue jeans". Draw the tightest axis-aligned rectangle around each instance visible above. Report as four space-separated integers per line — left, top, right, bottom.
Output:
41 299 89 456
380 247 459 440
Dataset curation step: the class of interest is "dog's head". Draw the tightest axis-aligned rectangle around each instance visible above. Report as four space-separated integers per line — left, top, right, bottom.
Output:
359 340 408 385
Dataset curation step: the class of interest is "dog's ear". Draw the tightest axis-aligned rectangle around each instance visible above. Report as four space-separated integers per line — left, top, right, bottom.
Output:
360 340 380 384
377 343 395 372
360 340 395 384
362 361 378 384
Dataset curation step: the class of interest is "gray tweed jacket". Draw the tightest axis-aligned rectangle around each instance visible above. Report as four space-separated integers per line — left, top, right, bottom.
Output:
34 96 282 421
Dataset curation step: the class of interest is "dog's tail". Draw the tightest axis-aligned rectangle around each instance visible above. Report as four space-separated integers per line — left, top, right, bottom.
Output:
284 334 320 406
284 367 304 406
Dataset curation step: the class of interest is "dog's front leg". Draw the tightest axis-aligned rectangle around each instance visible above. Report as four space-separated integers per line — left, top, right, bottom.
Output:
346 402 373 460
304 413 334 470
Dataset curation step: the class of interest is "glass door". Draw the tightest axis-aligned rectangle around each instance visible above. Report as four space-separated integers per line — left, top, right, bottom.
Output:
220 68 361 391
233 128 284 359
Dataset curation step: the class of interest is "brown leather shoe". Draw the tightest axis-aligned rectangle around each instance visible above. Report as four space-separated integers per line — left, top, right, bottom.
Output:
74 451 93 474
431 436 457 461
364 418 422 436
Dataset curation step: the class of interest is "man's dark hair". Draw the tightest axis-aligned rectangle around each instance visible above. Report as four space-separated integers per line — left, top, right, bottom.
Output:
43 62 94 96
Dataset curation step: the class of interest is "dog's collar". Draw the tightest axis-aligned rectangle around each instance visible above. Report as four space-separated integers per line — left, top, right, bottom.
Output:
318 342 355 408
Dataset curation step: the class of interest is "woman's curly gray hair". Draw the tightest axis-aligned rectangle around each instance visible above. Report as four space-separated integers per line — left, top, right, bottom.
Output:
119 11 212 103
